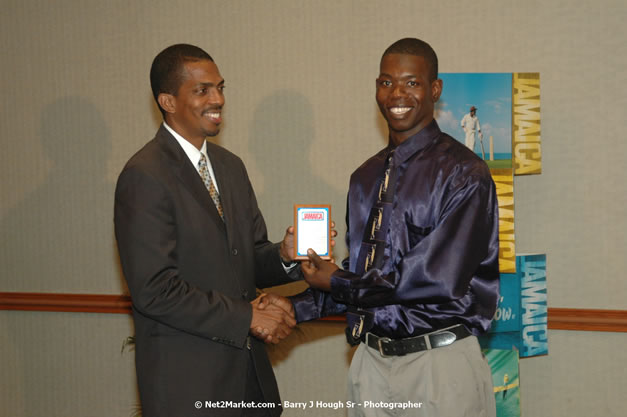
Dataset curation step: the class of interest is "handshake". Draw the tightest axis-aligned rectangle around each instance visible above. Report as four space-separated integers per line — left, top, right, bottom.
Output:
249 223 339 344
249 293 297 344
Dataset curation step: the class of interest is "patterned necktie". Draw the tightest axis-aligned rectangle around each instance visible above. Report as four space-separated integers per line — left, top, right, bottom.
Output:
346 150 397 344
198 153 224 221
355 150 396 274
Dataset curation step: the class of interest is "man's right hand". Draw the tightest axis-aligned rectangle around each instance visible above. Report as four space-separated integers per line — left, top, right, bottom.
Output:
250 293 296 344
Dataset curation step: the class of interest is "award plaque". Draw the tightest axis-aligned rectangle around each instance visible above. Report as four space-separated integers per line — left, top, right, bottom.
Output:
293 204 332 260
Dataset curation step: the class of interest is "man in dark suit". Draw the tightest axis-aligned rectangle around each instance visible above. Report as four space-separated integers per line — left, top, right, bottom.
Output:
114 44 299 417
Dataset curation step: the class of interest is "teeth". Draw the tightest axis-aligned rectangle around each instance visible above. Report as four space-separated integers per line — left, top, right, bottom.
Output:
206 112 220 118
390 107 411 115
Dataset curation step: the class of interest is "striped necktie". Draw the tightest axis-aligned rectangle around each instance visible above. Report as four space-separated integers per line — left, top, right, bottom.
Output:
198 153 224 221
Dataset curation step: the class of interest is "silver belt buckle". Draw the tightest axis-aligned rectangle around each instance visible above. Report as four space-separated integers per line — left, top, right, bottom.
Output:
430 330 457 349
376 336 392 357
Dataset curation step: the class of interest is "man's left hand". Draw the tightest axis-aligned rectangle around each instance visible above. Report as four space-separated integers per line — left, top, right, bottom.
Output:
301 248 339 292
279 226 296 263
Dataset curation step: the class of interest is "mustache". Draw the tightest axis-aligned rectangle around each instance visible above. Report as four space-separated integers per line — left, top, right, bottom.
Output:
202 107 222 114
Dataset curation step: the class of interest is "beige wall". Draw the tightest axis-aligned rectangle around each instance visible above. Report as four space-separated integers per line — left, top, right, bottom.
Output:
2 0 627 416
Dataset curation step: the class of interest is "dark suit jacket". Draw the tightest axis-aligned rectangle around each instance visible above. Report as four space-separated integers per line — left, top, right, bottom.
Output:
115 125 295 417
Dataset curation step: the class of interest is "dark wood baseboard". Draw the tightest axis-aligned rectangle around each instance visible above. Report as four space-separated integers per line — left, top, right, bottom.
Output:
546 308 627 332
0 292 131 314
2 292 626 332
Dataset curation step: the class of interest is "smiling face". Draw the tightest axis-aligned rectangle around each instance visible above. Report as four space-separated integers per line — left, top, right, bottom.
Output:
376 53 442 146
159 59 225 149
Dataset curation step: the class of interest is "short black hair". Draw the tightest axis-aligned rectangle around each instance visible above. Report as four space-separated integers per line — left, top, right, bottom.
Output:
382 38 438 82
150 44 214 117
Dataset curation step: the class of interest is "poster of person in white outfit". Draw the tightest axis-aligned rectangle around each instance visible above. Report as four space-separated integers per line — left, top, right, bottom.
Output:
435 73 513 169
461 106 483 153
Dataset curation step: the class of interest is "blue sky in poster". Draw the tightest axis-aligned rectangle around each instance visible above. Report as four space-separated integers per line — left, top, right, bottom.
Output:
435 73 512 157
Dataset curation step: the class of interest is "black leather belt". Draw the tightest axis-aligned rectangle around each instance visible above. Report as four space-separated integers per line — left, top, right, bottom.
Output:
363 325 471 357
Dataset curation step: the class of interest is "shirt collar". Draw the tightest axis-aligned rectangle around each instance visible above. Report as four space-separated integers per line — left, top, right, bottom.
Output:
389 119 442 163
163 122 208 169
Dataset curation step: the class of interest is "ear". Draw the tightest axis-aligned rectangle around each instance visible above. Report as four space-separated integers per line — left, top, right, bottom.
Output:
157 93 177 115
431 79 443 103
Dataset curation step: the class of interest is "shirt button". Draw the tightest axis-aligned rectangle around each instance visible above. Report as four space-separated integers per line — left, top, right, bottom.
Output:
242 290 249 299
232 248 238 256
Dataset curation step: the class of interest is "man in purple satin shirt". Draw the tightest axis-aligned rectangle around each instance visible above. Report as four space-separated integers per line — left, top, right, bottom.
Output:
291 38 499 416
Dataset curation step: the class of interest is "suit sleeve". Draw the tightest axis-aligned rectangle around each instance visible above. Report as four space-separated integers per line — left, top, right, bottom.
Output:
114 165 252 348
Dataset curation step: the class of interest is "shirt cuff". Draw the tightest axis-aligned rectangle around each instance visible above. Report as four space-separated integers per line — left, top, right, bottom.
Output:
289 290 320 323
330 268 357 305
281 259 298 273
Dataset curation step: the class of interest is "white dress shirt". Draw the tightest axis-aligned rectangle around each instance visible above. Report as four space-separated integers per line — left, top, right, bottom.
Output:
163 122 219 192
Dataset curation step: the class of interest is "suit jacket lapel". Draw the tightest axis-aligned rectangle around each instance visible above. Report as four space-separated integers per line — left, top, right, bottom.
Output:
155 126 226 230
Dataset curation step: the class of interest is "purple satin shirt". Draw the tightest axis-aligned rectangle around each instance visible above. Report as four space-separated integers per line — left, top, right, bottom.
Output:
291 120 500 339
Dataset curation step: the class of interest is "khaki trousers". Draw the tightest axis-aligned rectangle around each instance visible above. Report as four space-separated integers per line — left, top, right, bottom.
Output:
347 335 495 417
